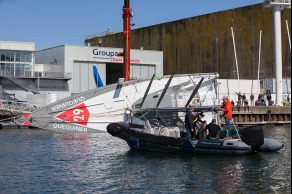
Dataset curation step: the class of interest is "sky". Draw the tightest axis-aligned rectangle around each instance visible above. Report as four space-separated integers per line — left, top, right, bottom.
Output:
0 0 263 50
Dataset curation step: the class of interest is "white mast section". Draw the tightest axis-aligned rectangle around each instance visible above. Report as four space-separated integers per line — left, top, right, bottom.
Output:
264 0 291 106
258 30 263 95
231 27 240 80
286 20 291 52
273 6 283 106
258 30 263 81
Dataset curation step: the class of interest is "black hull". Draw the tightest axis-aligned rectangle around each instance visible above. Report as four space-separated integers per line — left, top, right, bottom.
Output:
107 122 253 155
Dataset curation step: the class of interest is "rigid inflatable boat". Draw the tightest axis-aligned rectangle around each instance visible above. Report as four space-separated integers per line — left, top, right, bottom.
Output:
107 75 284 155
107 120 284 155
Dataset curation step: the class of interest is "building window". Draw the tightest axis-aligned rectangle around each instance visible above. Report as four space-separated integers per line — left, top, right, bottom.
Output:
15 52 20 62
0 53 5 61
0 63 5 75
0 50 34 77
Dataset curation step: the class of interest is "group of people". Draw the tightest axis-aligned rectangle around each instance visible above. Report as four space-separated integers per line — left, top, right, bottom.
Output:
235 92 251 111
236 92 281 107
184 95 233 140
185 108 221 140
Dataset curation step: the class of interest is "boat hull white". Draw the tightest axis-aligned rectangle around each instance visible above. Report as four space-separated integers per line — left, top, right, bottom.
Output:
17 73 219 133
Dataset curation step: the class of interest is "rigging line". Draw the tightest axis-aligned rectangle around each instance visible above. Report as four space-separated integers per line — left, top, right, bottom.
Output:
188 75 197 86
132 109 154 123
133 80 138 93
31 108 129 120
0 116 20 122
39 113 123 120
34 107 129 118
185 77 204 108
121 88 134 108
200 82 213 104
48 102 107 115
231 119 242 141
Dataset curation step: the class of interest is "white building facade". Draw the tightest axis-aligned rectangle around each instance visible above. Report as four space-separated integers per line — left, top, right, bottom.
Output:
0 41 35 77
35 45 163 100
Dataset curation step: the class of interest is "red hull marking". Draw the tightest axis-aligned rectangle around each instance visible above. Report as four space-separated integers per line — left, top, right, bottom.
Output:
55 103 90 126
23 113 31 126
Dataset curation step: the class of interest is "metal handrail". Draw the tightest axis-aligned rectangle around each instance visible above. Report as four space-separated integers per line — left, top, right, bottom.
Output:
0 100 43 114
0 70 72 79
264 0 291 6
85 30 117 40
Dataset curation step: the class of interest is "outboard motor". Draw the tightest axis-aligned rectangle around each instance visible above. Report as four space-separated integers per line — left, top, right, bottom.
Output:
239 126 264 152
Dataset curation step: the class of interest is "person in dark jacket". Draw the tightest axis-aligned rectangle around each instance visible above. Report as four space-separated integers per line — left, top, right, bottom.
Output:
185 106 195 138
242 93 247 105
244 100 249 112
206 119 221 139
236 92 242 105
231 100 235 111
267 94 272 106
250 94 255 106
192 112 205 139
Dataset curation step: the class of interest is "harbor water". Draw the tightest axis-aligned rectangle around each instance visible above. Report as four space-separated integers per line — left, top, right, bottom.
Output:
0 125 291 193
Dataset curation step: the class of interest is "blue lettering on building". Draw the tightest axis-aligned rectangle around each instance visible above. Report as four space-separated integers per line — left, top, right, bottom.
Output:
93 49 119 57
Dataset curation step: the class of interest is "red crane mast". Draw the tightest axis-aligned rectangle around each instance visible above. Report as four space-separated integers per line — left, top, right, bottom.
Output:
122 0 132 81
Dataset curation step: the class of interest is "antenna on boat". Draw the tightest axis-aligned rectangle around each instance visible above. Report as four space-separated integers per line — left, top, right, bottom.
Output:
139 74 155 108
156 72 175 108
185 77 204 108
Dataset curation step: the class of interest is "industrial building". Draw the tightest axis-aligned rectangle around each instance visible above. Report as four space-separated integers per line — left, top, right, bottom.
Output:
35 45 163 100
0 41 71 102
0 41 163 102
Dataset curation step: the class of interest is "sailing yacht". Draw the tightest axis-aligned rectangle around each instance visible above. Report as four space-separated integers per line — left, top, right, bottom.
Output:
17 73 219 133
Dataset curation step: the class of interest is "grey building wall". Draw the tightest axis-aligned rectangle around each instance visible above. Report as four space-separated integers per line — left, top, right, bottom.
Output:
35 45 163 99
85 3 291 80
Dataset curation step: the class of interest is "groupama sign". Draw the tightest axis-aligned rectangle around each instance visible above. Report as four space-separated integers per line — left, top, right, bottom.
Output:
92 48 140 63
92 49 120 58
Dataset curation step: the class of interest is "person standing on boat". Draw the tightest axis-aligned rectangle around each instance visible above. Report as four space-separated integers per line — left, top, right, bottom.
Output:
198 120 207 140
219 96 232 137
185 105 195 138
192 112 205 139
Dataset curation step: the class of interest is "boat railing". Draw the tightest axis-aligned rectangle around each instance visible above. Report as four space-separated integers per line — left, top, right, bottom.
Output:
0 100 43 114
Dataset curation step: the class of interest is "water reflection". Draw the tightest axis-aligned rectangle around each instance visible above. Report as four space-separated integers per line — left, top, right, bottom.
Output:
0 125 290 193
